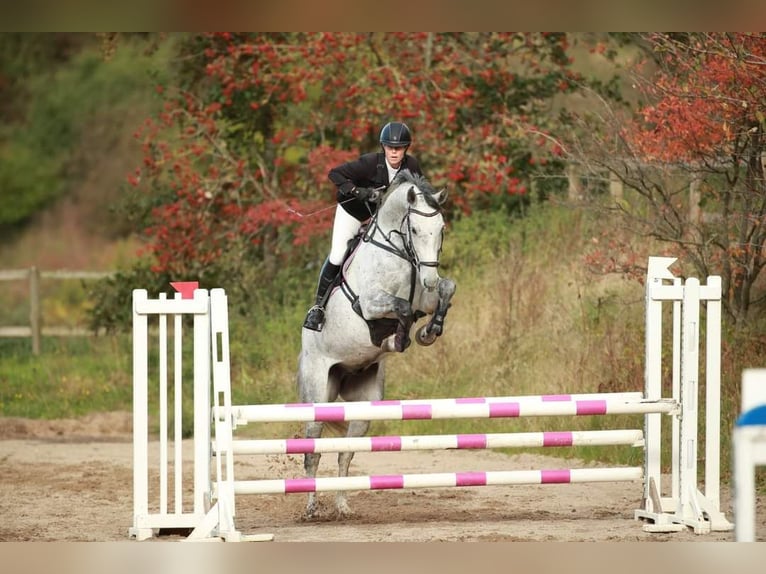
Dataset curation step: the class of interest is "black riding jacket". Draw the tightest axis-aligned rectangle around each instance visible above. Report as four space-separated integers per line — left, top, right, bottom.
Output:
328 152 424 221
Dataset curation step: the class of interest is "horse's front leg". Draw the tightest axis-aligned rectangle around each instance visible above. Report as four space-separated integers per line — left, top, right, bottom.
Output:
416 277 456 346
360 291 413 353
372 297 413 352
393 297 414 352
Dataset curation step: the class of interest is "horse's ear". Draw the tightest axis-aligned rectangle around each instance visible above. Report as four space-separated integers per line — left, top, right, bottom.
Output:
407 186 417 204
435 188 448 205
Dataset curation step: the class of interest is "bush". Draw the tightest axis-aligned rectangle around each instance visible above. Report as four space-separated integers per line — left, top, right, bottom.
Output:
0 34 171 228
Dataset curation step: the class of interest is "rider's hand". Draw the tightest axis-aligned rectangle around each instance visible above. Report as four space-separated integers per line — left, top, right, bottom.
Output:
352 187 380 202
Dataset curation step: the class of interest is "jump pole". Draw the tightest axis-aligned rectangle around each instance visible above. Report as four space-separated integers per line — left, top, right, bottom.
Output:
231 429 645 455
234 467 645 495
227 395 675 423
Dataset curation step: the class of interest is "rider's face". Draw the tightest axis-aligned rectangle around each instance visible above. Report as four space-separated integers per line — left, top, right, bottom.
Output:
383 145 407 169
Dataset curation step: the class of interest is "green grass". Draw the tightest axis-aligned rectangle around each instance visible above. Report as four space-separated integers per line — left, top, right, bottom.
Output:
0 336 132 419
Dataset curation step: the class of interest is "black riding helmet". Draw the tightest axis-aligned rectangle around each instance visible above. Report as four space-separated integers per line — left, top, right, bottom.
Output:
379 122 412 148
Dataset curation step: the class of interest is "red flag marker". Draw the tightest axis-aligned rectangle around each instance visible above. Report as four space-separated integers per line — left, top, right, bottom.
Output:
170 281 199 300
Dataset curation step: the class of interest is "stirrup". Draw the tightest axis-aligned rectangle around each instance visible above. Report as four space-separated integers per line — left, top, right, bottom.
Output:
303 305 325 332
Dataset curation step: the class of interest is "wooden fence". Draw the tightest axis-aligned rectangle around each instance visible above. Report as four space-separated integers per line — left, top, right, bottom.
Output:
0 267 113 355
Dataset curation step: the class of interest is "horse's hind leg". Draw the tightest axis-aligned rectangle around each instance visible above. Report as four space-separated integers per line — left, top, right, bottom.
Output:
333 363 383 517
298 353 339 519
335 420 370 517
303 421 323 519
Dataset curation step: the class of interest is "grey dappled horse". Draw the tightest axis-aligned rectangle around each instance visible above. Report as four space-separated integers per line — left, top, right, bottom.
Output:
296 171 457 518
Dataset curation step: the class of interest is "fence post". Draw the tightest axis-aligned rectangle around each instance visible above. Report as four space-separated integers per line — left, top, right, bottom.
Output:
29 266 41 355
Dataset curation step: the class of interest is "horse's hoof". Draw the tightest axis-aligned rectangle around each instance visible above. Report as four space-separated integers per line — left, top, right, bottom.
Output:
416 326 437 346
334 505 353 519
304 503 319 520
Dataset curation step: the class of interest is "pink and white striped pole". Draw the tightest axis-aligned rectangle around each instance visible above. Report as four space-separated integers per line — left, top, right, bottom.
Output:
230 396 675 424
233 467 643 495
232 429 645 455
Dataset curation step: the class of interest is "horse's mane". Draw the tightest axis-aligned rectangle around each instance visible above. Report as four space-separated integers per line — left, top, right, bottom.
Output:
381 170 442 211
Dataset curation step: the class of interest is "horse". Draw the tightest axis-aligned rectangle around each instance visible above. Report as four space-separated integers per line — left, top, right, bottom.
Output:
296 170 457 518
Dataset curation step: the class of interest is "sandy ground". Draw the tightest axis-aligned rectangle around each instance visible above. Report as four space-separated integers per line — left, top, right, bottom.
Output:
0 412 762 543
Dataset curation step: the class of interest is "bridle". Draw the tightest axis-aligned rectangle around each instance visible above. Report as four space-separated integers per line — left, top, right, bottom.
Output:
401 203 444 270
363 187 444 273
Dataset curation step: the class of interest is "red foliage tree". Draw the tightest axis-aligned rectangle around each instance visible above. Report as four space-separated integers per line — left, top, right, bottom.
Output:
126 33 592 291
568 33 766 324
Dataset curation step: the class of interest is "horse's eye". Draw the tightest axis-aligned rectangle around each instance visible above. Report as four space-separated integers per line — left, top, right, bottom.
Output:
411 228 418 235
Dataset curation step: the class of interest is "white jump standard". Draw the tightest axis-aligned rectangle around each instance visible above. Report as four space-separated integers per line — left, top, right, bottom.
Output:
129 288 213 540
633 256 730 533
129 256 733 541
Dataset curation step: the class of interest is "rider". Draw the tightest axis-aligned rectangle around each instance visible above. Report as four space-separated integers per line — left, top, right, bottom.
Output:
302 121 425 331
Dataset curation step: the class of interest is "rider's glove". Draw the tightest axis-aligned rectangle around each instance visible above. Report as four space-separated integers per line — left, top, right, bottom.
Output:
352 186 377 202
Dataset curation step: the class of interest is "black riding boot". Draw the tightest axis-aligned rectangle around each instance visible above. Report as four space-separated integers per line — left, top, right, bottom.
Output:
303 259 341 331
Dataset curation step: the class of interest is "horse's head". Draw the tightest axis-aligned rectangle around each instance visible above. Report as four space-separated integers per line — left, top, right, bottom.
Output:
382 171 447 291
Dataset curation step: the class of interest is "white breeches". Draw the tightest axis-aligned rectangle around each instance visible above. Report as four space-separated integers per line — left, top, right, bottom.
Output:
329 205 366 266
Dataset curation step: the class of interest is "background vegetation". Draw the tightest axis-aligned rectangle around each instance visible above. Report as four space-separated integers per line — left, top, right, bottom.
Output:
0 33 764 488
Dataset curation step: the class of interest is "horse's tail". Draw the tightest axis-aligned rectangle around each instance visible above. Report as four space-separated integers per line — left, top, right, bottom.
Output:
323 420 350 436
